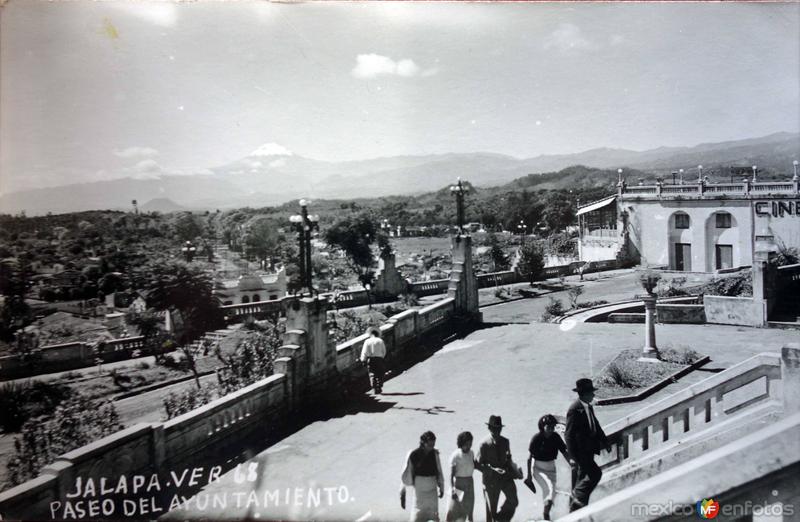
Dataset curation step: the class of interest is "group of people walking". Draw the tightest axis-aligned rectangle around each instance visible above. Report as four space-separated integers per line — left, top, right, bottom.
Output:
399 378 610 522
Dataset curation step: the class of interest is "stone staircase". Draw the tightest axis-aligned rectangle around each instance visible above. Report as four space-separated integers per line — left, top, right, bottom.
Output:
556 346 800 521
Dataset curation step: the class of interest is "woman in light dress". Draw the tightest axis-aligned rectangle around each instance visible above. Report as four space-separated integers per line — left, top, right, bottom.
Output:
445 431 484 522
401 431 445 522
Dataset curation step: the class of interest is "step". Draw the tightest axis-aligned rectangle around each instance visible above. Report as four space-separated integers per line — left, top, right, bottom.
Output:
593 400 783 501
767 320 800 330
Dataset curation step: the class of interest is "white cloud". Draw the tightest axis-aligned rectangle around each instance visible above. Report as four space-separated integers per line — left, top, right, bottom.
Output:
544 24 597 52
610 34 625 46
351 54 434 79
250 143 293 157
113 146 159 158
121 159 201 180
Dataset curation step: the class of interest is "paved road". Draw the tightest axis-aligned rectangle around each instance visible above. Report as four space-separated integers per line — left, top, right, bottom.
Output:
162 320 798 522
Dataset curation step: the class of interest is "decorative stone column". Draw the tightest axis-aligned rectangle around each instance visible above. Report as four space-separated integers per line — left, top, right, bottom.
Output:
281 296 337 406
447 234 481 322
641 294 659 359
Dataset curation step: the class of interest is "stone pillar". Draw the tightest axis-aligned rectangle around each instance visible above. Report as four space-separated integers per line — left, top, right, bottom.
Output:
642 294 658 358
781 345 800 414
751 250 773 326
447 234 480 321
373 253 407 298
283 296 333 378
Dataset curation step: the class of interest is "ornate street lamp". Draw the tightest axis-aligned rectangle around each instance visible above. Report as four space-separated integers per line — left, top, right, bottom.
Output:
181 240 196 262
449 178 468 233
517 219 527 237
289 199 319 295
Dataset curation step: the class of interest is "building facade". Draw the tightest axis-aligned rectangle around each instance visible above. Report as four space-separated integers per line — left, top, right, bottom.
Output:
578 172 800 272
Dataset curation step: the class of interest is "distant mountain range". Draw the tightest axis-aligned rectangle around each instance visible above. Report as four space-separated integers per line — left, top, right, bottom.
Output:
1 132 797 215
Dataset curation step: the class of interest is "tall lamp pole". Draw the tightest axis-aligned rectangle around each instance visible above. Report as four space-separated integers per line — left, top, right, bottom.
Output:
450 178 468 233
289 199 319 295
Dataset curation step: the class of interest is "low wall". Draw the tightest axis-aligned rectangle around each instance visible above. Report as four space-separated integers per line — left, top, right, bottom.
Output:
407 279 450 297
0 374 288 520
335 298 456 379
656 303 706 324
608 313 645 324
704 295 766 327
0 336 148 380
476 271 521 288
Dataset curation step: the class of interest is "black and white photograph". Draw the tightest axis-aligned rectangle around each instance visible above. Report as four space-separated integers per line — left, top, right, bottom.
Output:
1 1 799 520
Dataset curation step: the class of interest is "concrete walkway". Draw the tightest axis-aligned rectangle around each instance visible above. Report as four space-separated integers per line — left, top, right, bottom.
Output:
163 320 798 522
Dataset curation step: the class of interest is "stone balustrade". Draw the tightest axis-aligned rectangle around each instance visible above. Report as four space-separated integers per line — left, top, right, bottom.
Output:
596 352 783 470
620 179 799 199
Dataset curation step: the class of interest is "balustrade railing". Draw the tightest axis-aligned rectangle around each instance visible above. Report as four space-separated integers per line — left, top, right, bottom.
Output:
621 180 798 198
596 353 782 470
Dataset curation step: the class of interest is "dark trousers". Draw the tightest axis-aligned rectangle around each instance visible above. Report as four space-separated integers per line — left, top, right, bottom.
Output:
571 457 602 508
366 357 385 391
484 479 518 522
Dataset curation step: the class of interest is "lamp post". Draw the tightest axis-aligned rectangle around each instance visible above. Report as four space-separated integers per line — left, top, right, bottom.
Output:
697 165 703 183
517 220 527 238
617 168 623 186
181 240 196 262
752 165 758 183
289 199 319 295
450 177 468 233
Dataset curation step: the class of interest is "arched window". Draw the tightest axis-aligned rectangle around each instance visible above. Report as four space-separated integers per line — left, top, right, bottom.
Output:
241 295 250 304
673 212 690 229
252 294 261 302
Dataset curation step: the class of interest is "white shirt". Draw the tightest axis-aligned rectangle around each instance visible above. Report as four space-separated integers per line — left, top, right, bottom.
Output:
450 449 475 478
360 336 386 361
580 399 596 433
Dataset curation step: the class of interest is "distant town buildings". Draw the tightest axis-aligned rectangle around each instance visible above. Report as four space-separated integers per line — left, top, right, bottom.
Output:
577 167 800 272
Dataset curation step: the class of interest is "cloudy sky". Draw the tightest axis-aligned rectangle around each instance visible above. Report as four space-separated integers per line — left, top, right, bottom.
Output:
1 1 798 194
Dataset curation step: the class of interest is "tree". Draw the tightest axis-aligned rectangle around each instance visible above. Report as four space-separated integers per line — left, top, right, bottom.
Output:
0 258 31 342
517 240 545 285
215 325 282 395
174 212 204 242
245 217 284 268
542 194 575 233
324 213 389 308
487 234 509 271
145 263 224 345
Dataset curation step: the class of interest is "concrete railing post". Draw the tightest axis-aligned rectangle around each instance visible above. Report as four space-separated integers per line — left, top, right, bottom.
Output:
781 345 800 414
447 234 481 322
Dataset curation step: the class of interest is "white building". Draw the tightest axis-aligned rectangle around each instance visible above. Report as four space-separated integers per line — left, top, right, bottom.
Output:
577 170 800 272
214 268 287 305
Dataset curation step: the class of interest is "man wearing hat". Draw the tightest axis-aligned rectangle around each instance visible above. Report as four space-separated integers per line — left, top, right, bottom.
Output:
565 378 610 512
360 327 387 394
477 415 519 522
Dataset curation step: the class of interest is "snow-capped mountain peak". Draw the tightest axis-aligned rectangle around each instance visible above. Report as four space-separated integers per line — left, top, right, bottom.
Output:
249 143 293 157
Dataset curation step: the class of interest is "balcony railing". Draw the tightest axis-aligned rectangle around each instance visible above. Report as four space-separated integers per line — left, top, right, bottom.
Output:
620 179 798 199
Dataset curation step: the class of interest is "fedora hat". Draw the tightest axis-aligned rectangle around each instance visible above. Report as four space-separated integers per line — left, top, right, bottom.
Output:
486 415 504 428
573 378 599 394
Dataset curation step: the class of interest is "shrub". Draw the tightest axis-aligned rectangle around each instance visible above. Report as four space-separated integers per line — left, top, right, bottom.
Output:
163 385 217 420
215 326 283 395
575 300 609 309
701 273 752 297
600 362 639 388
567 286 584 309
0 380 72 432
660 347 701 365
658 277 689 298
541 297 565 322
6 396 122 485
637 269 662 295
